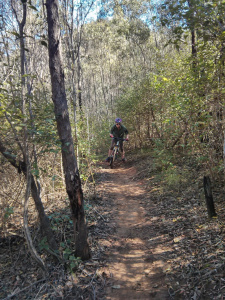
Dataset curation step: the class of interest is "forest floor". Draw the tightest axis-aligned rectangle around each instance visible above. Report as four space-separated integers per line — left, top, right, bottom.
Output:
1 151 225 299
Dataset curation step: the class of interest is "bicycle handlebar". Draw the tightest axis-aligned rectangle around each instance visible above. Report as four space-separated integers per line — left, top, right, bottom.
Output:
110 136 128 141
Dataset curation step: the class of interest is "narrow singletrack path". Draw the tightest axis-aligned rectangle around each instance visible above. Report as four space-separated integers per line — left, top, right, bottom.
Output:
97 160 171 299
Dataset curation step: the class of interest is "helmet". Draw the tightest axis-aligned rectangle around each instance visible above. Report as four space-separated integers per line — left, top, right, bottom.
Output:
115 118 122 123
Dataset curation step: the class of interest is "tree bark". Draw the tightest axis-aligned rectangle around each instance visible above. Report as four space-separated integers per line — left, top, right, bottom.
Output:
46 0 90 260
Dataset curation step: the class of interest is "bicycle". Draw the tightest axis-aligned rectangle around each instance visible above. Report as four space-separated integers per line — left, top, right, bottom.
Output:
109 137 127 169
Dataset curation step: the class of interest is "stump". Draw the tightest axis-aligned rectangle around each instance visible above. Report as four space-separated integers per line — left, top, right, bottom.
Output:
203 176 217 218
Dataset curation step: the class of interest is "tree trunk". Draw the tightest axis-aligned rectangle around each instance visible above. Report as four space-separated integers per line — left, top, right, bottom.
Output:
187 0 197 70
46 0 90 260
77 46 82 110
10 0 58 255
191 29 197 70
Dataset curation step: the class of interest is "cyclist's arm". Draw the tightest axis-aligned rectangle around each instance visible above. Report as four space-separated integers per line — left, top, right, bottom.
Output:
123 126 129 140
110 125 116 136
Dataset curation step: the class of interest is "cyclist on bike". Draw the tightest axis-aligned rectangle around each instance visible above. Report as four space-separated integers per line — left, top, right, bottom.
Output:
105 118 129 162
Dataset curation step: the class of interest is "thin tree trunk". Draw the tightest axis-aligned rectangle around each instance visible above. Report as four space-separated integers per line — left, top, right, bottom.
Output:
77 45 82 110
11 0 58 259
187 0 197 70
46 0 90 260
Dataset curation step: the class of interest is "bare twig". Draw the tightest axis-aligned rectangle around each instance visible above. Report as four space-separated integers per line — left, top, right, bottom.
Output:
2 278 46 300
93 208 105 221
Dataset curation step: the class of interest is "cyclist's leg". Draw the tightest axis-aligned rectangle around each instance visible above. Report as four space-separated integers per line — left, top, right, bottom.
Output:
119 141 125 160
106 140 114 161
108 139 116 157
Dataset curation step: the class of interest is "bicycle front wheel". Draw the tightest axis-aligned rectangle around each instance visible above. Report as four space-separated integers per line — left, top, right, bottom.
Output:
109 156 113 168
113 149 117 162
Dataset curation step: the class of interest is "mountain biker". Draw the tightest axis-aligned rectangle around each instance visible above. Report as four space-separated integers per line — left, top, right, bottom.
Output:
105 118 129 162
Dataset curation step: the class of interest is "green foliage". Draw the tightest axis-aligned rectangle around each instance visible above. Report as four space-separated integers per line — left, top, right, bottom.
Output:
126 19 150 44
39 236 49 251
49 211 73 231
0 75 59 155
3 206 14 220
48 211 81 270
60 243 81 271
163 165 190 191
150 145 191 192
159 0 225 50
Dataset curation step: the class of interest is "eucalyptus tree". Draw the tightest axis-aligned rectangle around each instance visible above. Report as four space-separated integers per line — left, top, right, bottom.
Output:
58 0 96 165
76 1 158 152
158 0 225 66
150 0 225 177
81 12 151 118
0 0 58 262
46 0 90 260
99 0 151 20
60 0 94 111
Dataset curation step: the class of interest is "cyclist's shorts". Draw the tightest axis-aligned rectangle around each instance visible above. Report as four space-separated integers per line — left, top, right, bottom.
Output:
110 139 123 152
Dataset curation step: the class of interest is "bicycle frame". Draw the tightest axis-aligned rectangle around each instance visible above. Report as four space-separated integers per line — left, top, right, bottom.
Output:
109 138 125 169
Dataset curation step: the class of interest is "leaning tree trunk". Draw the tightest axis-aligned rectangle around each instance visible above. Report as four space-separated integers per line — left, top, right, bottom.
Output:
0 139 57 251
46 0 90 260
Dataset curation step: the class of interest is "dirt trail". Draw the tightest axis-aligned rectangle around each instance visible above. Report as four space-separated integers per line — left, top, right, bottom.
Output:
98 161 171 299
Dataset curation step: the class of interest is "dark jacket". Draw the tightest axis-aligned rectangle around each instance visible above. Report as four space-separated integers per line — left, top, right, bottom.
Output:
110 124 128 138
